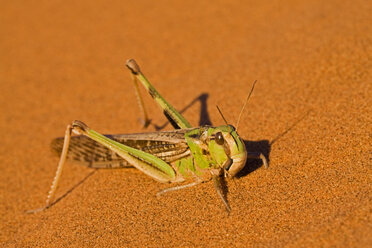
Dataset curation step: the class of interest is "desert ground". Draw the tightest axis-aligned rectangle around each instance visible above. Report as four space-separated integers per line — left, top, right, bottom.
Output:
0 0 371 247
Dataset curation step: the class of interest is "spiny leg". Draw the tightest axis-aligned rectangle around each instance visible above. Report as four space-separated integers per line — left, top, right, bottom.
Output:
247 152 268 168
157 175 231 213
27 121 82 213
156 180 202 196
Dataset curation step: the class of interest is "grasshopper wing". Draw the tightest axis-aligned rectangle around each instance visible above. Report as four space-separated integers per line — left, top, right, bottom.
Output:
51 129 192 169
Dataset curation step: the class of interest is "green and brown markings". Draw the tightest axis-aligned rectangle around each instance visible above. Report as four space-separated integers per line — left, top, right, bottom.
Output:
29 59 268 214
51 129 191 169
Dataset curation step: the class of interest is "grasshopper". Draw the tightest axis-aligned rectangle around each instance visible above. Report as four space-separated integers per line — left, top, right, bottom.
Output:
29 59 267 213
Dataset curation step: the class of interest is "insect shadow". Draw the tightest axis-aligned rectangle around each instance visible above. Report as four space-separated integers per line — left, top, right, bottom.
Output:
236 140 270 178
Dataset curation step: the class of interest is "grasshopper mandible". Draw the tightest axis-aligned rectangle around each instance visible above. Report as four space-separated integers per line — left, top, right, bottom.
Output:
29 59 268 213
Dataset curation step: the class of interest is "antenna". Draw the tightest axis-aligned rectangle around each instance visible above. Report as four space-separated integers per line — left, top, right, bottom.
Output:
216 105 229 126
235 80 257 131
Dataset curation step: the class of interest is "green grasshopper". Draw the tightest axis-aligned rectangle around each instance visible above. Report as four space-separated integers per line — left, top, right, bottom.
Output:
29 59 268 213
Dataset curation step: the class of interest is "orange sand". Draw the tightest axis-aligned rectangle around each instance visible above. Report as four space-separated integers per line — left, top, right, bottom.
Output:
0 0 371 247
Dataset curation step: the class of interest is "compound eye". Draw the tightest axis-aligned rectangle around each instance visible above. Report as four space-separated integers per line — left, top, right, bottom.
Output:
215 132 225 145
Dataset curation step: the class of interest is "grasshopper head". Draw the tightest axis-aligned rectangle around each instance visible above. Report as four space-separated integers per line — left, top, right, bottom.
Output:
208 125 247 177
